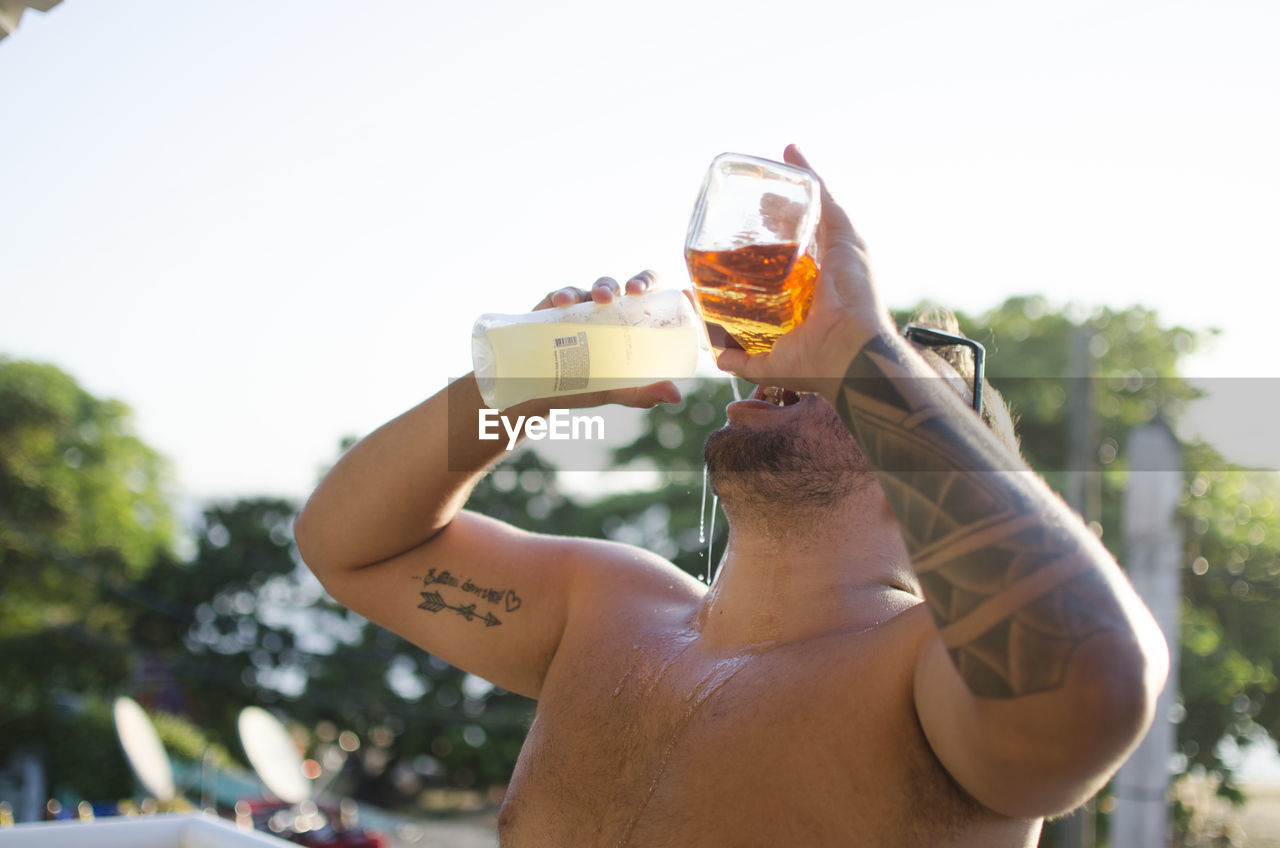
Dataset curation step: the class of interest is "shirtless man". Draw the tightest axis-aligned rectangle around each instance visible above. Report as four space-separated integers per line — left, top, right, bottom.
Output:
295 146 1168 847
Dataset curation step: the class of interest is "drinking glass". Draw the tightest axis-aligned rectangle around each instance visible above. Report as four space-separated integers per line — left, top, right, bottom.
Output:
684 153 822 352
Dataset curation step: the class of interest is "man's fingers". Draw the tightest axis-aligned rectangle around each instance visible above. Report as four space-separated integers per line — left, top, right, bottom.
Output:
715 348 759 381
543 286 590 308
602 380 682 409
783 144 812 172
533 271 657 311
591 277 620 304
632 380 682 408
626 269 657 295
816 183 867 262
783 145 866 256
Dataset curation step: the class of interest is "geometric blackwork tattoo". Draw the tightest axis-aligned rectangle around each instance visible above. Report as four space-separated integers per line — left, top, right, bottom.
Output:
837 332 1122 698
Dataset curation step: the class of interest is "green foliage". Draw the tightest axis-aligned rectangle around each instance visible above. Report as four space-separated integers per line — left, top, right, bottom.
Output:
151 711 235 771
0 358 177 801
41 695 135 803
297 607 535 803
1177 463 1280 798
132 497 315 750
0 357 175 586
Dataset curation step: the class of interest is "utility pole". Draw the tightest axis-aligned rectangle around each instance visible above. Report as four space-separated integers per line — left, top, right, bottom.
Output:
1111 421 1183 847
1060 325 1098 848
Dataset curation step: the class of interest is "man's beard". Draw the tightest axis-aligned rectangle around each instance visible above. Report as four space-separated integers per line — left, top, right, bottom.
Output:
703 403 875 515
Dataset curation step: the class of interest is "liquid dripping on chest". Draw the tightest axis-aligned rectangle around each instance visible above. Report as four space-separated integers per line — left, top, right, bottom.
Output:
611 375 748 842
698 376 739 585
614 650 756 848
699 467 720 585
612 629 698 698
699 463 708 547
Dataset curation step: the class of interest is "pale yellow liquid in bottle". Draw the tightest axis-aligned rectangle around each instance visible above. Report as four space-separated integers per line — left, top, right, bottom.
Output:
479 321 698 409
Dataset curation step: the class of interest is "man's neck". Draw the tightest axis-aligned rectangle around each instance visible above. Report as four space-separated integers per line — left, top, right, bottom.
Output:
693 487 921 652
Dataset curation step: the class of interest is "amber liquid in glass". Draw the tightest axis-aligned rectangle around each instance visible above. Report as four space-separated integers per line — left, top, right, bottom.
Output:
686 243 818 353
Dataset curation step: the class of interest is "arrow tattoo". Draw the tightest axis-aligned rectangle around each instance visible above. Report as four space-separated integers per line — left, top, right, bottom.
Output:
418 590 503 627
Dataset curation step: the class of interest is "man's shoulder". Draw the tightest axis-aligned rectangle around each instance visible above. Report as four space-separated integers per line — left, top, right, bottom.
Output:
561 534 705 599
509 533 702 651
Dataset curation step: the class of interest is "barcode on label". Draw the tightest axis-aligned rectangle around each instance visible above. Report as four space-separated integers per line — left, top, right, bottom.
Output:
554 331 589 392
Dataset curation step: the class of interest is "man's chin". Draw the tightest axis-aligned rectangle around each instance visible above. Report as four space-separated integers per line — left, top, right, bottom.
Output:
703 424 789 475
703 423 872 510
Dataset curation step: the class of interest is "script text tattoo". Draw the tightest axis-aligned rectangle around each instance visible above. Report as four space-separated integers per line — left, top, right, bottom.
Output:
412 572 525 628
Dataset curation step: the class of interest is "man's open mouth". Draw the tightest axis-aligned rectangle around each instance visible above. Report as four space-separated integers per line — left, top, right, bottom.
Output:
749 385 803 407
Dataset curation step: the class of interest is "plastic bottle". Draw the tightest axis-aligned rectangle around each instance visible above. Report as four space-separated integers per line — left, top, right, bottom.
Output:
471 289 702 410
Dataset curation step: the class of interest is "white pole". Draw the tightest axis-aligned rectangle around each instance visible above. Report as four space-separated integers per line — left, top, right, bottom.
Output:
1111 421 1183 848
16 750 45 824
1061 326 1099 848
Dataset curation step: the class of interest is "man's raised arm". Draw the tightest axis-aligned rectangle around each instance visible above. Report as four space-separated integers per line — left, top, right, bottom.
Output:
835 329 1167 817
717 146 1169 818
294 274 683 698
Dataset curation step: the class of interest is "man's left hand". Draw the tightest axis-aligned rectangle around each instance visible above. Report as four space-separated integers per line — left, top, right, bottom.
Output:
714 146 894 404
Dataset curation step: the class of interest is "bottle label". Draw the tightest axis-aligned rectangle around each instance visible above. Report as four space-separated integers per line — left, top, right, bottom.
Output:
553 331 589 392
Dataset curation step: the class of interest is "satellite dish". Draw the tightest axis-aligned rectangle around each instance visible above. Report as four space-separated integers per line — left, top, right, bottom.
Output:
112 696 176 801
237 706 310 804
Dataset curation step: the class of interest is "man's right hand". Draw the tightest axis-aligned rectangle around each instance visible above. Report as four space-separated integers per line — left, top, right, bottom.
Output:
527 268 683 411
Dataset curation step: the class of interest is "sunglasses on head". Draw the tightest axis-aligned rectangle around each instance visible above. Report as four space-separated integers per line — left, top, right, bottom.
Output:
902 325 985 415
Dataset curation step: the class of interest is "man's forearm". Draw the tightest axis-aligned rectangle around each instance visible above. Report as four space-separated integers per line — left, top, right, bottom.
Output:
295 374 549 575
833 330 1149 699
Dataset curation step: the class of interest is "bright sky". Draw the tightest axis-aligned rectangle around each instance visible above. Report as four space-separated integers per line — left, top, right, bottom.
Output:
2 0 1277 500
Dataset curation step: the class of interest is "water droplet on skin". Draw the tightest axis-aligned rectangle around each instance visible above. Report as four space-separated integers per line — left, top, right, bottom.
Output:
699 464 708 546
698 377 736 583
706 495 719 584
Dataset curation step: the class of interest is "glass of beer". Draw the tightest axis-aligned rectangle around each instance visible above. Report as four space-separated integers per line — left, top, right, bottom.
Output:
684 153 822 353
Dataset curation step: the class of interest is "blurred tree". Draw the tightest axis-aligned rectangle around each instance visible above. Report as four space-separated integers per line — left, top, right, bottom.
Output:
132 498 320 754
0 357 176 801
1175 460 1279 805
0 359 339 803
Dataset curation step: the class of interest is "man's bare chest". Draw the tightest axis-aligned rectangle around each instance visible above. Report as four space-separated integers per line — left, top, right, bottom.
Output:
497 621 967 847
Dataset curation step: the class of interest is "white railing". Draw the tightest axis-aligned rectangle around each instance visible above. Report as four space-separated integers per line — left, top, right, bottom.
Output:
0 812 294 847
